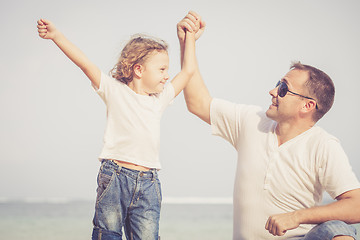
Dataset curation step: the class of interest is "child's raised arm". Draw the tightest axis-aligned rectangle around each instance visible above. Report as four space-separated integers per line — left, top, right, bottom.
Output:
37 19 101 89
170 28 197 97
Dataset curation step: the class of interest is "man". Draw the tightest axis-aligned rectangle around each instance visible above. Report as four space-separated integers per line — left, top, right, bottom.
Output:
177 11 360 239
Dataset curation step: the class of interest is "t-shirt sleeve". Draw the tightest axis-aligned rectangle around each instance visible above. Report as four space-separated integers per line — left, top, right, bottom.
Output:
319 138 360 199
92 71 114 104
210 98 241 148
158 82 175 111
210 98 264 149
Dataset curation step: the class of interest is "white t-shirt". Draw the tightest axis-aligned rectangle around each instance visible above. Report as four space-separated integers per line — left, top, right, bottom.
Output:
94 72 175 169
210 98 360 240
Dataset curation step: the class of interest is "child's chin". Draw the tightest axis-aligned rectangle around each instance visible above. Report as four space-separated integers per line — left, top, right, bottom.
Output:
156 87 165 93
149 88 164 95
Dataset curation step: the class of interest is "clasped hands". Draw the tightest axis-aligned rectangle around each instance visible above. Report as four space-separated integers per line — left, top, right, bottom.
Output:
177 11 206 42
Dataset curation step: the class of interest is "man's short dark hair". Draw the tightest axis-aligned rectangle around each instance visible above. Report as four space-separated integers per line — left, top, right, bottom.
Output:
290 62 335 122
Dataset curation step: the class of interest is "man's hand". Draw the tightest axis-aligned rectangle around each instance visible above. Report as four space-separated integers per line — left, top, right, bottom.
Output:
37 19 58 40
265 212 300 236
177 11 206 43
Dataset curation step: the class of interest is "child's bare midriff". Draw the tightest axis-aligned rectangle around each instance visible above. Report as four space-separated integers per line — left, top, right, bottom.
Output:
111 159 151 171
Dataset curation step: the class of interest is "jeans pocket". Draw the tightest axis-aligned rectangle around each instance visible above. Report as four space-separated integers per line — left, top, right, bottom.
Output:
96 170 115 203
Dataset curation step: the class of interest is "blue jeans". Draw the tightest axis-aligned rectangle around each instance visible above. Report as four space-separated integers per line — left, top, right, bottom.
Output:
289 220 357 240
92 160 162 240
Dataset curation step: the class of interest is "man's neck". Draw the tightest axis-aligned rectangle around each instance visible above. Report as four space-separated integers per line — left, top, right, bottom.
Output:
275 120 315 146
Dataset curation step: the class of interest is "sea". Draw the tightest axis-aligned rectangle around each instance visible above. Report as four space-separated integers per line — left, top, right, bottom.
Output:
0 200 233 240
0 200 358 240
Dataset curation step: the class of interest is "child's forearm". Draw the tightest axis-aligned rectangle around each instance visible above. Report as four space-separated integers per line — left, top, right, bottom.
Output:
52 31 100 87
181 31 196 76
170 31 197 97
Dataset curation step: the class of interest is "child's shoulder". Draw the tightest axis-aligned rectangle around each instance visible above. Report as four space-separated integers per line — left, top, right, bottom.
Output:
102 71 127 86
97 71 129 94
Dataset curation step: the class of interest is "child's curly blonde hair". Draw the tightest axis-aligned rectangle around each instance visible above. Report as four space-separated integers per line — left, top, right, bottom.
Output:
111 34 168 84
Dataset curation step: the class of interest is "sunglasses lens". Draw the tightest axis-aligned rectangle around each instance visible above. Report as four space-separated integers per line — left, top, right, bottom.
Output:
277 82 288 97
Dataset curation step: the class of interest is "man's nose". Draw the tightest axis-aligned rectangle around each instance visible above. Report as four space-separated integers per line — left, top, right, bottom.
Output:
269 86 278 97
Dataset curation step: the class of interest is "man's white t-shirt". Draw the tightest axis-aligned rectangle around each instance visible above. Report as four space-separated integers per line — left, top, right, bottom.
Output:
210 98 360 240
94 72 175 169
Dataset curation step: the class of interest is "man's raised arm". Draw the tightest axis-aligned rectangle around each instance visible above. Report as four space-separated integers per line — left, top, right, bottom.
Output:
177 11 212 124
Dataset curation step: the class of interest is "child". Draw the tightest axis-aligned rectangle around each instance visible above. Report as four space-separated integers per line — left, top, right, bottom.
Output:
37 15 198 240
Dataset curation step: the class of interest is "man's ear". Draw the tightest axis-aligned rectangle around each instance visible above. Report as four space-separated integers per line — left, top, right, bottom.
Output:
301 100 317 113
133 64 143 78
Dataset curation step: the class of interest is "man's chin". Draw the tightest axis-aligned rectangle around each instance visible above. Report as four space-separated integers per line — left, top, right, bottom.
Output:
265 109 276 120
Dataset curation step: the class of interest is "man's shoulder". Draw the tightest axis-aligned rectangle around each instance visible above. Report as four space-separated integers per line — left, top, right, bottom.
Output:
310 126 339 141
305 126 341 151
212 98 264 114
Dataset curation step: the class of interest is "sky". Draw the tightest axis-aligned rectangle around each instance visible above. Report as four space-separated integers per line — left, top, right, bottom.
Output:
0 0 359 203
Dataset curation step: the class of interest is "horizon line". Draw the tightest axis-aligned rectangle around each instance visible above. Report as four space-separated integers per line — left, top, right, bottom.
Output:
0 196 233 205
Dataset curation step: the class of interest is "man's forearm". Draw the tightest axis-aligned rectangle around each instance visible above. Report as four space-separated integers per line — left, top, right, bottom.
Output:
180 43 212 124
296 193 360 224
266 189 360 236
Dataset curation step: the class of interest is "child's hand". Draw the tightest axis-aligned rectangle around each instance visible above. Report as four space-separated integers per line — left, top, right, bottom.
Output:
37 19 58 40
177 11 206 42
193 18 201 33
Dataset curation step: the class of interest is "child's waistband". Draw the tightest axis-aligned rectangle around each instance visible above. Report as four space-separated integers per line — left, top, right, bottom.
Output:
101 159 158 180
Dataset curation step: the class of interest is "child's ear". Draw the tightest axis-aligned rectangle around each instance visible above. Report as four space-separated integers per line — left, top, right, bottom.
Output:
133 64 143 78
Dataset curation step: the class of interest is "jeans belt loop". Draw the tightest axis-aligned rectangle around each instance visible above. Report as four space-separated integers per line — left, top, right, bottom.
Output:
151 169 156 181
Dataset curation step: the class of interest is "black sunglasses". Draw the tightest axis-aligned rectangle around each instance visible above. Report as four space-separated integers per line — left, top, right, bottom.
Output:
276 81 318 109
